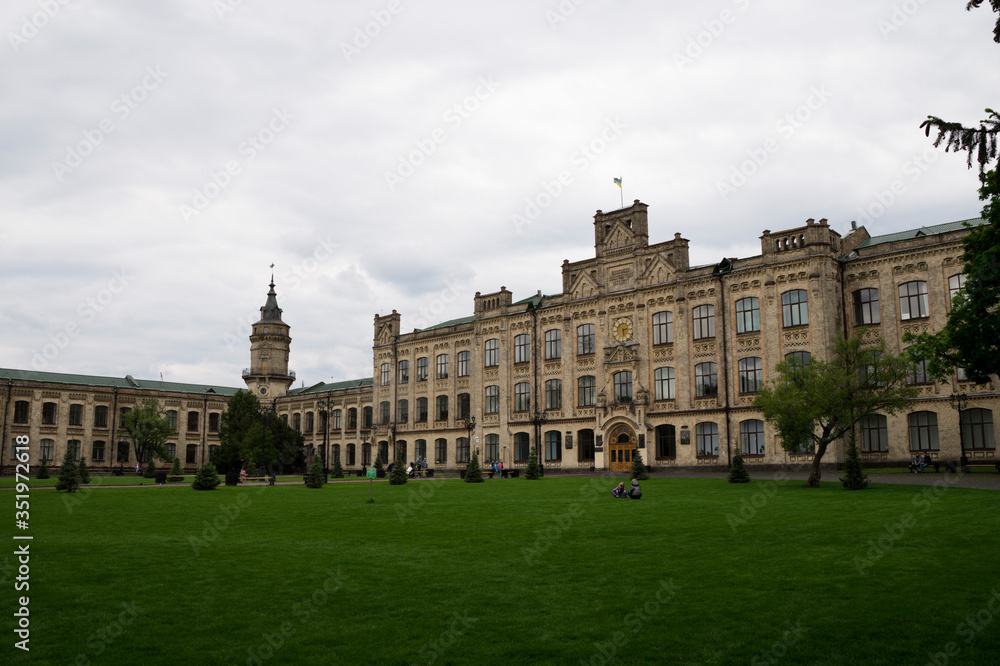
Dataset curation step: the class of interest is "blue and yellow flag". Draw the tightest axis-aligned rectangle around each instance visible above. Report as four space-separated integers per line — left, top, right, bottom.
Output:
613 177 622 188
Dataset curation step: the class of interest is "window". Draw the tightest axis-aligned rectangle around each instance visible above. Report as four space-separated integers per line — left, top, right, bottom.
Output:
577 324 595 355
740 419 765 456
332 444 341 464
435 395 448 421
484 339 499 368
457 393 470 421
962 409 995 450
578 376 596 407
695 363 718 398
360 443 368 466
545 431 562 462
456 437 470 464
92 440 106 462
853 289 881 325
957 367 969 382
485 434 500 462
435 438 447 465
653 367 675 401
544 330 562 360
781 290 809 327
785 351 811 367
457 351 470 377
378 441 389 464
362 406 372 428
347 407 358 430
545 380 562 410
514 334 530 364
696 422 719 456
614 371 633 403
304 412 314 433
652 311 674 345
165 443 176 460
514 433 530 463
397 399 408 424
13 400 29 424
949 274 967 305
42 402 57 425
186 444 198 464
69 404 83 427
332 409 342 430
860 415 888 452
347 443 356 466
398 360 409 384
907 360 931 385
280 414 288 425
514 382 531 412
416 398 428 422
692 304 715 340
395 440 407 463
734 298 760 334
484 386 499 414
655 425 676 458
37 438 54 461
738 357 763 394
292 413 302 431
436 354 448 379
182 410 198 431
899 281 929 320
414 439 427 461
908 411 940 451
380 402 390 425
93 405 108 428
380 362 391 386
416 357 428 382
166 410 178 431
578 429 595 462
116 441 130 463
209 413 220 432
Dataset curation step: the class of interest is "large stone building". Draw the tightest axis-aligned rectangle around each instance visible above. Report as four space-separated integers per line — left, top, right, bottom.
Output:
2 201 996 474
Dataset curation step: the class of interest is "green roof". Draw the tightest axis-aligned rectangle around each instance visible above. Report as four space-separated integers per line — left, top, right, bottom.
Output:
0 368 241 396
287 377 373 396
413 315 475 333
855 218 983 249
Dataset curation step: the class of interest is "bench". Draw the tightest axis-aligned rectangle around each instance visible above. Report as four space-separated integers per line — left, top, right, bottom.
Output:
932 461 1000 474
242 476 275 485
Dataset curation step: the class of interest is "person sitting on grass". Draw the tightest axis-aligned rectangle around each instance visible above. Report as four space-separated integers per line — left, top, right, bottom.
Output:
612 482 627 498
627 478 642 500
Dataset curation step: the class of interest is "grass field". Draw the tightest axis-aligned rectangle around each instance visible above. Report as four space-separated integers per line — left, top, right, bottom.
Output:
3 476 999 665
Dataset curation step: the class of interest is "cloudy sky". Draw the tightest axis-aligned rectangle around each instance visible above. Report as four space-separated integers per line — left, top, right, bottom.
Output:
1 0 997 389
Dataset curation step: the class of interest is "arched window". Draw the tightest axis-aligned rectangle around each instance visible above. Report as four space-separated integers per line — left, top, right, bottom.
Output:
332 443 341 464
860 415 888 452
695 363 718 398
398 360 409 384
738 357 763 394
514 382 531 412
456 437 470 464
654 367 675 400
949 274 967 306
962 408 995 450
740 419 765 456
545 379 562 410
397 400 408 423
692 304 715 340
908 411 939 451
484 339 499 367
42 402 57 425
652 311 674 344
514 433 530 463
13 400 29 424
578 376 596 407
379 402 390 425
380 362 391 386
39 438 55 461
436 354 448 379
614 371 633 403
435 396 448 421
416 357 428 381
332 409 342 430
435 438 447 465
853 288 880 325
544 329 562 360
347 407 358 429
577 324 595 355
347 443 356 466
899 281 929 320
416 398 428 422
578 429 595 462
457 393 471 421
304 412 314 433
545 431 562 462
484 386 499 414
696 423 719 457
514 334 530 364
781 289 808 327
734 297 760 334
655 425 676 459
484 434 500 462
414 439 426 462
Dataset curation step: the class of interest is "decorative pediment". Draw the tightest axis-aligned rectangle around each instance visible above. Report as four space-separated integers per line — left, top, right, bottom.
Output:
603 223 635 251
376 324 394 345
604 343 638 365
570 271 601 300
640 255 676 286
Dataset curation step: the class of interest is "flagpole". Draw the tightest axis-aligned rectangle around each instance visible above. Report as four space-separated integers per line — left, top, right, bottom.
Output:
619 175 623 208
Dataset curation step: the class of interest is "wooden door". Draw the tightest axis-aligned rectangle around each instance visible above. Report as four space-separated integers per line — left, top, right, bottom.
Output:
608 425 636 473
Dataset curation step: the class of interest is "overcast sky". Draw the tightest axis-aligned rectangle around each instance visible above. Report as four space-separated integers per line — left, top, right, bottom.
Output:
1 0 997 389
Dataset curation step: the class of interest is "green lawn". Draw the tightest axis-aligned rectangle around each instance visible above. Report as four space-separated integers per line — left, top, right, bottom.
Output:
3 476 999 665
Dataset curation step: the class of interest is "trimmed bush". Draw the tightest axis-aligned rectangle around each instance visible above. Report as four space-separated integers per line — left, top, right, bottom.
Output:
840 442 869 490
631 448 650 481
305 457 324 488
56 450 81 492
192 462 221 490
464 451 484 483
36 458 50 479
728 451 751 483
331 458 344 479
525 446 541 480
78 457 91 485
143 460 157 479
389 451 408 485
168 457 184 483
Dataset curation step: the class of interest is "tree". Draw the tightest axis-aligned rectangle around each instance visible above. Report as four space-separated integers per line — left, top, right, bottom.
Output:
525 445 541 480
168 457 184 483
78 457 91 484
305 457 324 488
464 450 484 483
36 458 50 479
192 462 220 490
754 331 917 487
56 450 81 492
143 459 157 479
631 448 649 481
373 453 384 476
840 441 869 491
906 3 1000 380
728 451 750 483
215 390 306 475
389 448 408 485
121 398 174 465
331 457 344 479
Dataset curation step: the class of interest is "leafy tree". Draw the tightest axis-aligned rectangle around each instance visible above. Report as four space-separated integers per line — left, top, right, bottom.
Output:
754 331 917 487
143 459 157 479
728 451 750 483
78 457 91 484
192 462 221 490
215 390 306 475
525 446 541 480
840 441 869 491
121 398 174 465
331 457 344 479
631 448 649 481
305 457 324 488
168 457 184 483
389 449 408 485
56 450 81 492
906 3 1000 380
464 450 484 483
36 458 50 479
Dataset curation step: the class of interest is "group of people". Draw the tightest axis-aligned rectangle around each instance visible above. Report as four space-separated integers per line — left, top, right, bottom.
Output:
909 453 934 473
612 479 642 499
488 459 508 478
405 456 428 477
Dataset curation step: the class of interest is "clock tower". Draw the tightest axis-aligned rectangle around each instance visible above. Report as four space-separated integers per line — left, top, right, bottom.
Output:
242 274 295 399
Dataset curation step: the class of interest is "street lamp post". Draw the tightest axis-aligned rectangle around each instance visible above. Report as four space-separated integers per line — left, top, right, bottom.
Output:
532 411 547 475
258 405 269 477
464 415 476 458
320 397 329 477
950 392 969 473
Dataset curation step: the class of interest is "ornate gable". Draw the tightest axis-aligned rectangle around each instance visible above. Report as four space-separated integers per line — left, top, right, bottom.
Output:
639 255 676 287
570 271 601 300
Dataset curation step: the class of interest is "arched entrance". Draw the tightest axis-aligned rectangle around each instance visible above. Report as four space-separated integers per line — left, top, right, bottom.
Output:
608 424 636 473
